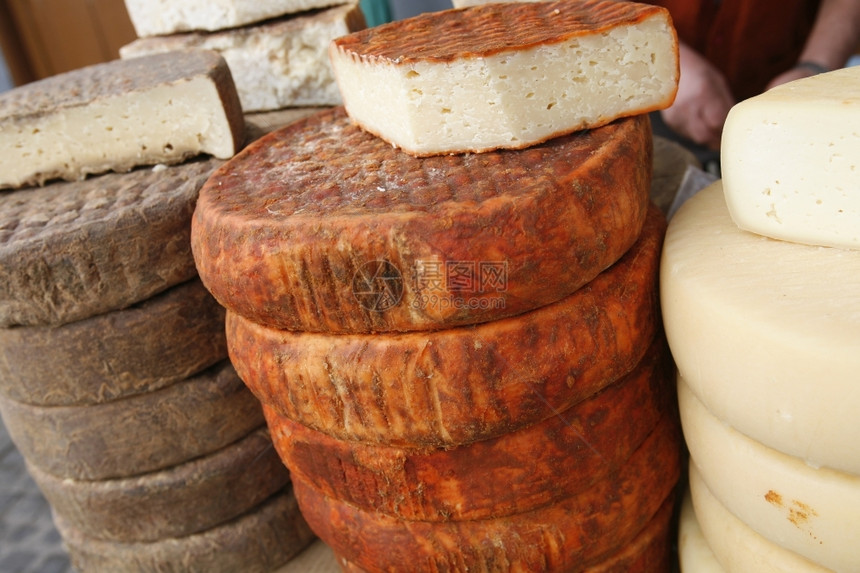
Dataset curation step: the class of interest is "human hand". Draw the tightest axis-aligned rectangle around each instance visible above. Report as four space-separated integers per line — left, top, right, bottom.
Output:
660 42 735 150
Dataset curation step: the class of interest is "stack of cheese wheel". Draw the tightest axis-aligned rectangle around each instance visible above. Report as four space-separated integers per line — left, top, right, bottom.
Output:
192 1 686 570
119 0 368 113
0 52 316 571
663 66 860 572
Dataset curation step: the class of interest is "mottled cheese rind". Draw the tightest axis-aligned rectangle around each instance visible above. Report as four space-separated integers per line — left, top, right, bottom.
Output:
722 66 860 249
660 181 860 474
330 0 678 155
688 464 832 573
680 379 860 573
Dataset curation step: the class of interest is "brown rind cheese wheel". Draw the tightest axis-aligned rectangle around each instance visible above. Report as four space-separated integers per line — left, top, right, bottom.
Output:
0 278 226 407
192 106 652 333
292 414 681 572
265 335 674 521
0 361 263 480
56 486 316 573
0 157 222 328
28 428 288 543
228 205 665 447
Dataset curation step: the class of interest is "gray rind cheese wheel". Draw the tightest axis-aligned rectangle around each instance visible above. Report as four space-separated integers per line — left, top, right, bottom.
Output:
0 278 226 407
265 335 674 521
0 361 263 480
292 414 681 572
228 205 665 447
0 156 222 328
28 428 288 543
192 106 652 333
56 486 316 573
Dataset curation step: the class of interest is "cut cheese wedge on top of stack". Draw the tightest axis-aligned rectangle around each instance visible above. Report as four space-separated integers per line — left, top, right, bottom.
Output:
329 0 679 156
722 65 860 250
660 181 860 475
0 51 243 189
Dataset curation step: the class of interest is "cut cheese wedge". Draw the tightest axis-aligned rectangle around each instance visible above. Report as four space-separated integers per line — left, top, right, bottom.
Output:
120 5 367 112
124 0 346 36
678 488 726 573
722 66 860 249
679 378 860 573
660 181 860 474
329 0 678 156
688 464 833 573
0 51 243 189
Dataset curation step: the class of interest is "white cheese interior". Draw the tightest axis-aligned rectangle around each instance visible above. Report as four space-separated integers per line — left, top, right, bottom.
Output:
330 13 677 155
0 76 236 187
680 379 860 573
125 0 343 36
722 66 860 250
660 181 860 476
688 465 832 573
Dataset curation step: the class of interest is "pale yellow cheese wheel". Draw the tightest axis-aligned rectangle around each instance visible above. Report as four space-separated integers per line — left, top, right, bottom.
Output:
688 463 832 573
679 378 860 572
661 181 860 474
678 488 725 573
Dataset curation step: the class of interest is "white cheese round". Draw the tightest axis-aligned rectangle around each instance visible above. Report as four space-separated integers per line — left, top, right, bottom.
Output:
679 378 860 572
688 463 832 573
661 181 860 474
678 487 726 573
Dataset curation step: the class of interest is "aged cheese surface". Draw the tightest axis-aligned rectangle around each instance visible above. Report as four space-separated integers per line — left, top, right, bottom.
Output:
0 156 221 328
265 337 674 520
329 0 678 155
660 181 860 475
680 379 860 573
688 465 832 573
722 66 860 249
228 206 665 447
0 51 242 189
193 107 653 334
292 429 678 572
120 5 366 112
124 0 345 36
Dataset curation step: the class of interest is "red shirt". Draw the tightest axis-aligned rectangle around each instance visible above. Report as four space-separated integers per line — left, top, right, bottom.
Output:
649 0 820 100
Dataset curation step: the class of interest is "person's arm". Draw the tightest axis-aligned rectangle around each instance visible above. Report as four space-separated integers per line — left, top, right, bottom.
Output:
660 41 735 151
767 0 860 88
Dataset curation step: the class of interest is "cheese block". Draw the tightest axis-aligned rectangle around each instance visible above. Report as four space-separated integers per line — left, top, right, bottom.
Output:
660 181 860 475
57 486 315 573
28 427 288 543
329 0 678 156
0 157 222 328
124 0 347 37
678 488 726 573
0 279 225 407
193 107 653 334
229 205 664 447
722 66 860 250
291 425 680 572
679 378 860 572
0 361 263 480
264 338 675 520
0 51 242 189
688 464 832 573
120 5 366 112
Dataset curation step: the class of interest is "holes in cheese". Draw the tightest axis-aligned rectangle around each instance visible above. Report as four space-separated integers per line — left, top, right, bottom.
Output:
329 0 679 156
660 181 860 475
679 378 860 573
722 66 860 250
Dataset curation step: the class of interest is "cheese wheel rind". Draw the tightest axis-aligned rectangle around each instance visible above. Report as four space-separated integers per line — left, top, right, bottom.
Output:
722 66 860 249
192 107 653 334
679 378 860 572
660 181 860 474
678 488 726 573
688 463 832 573
229 206 664 447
